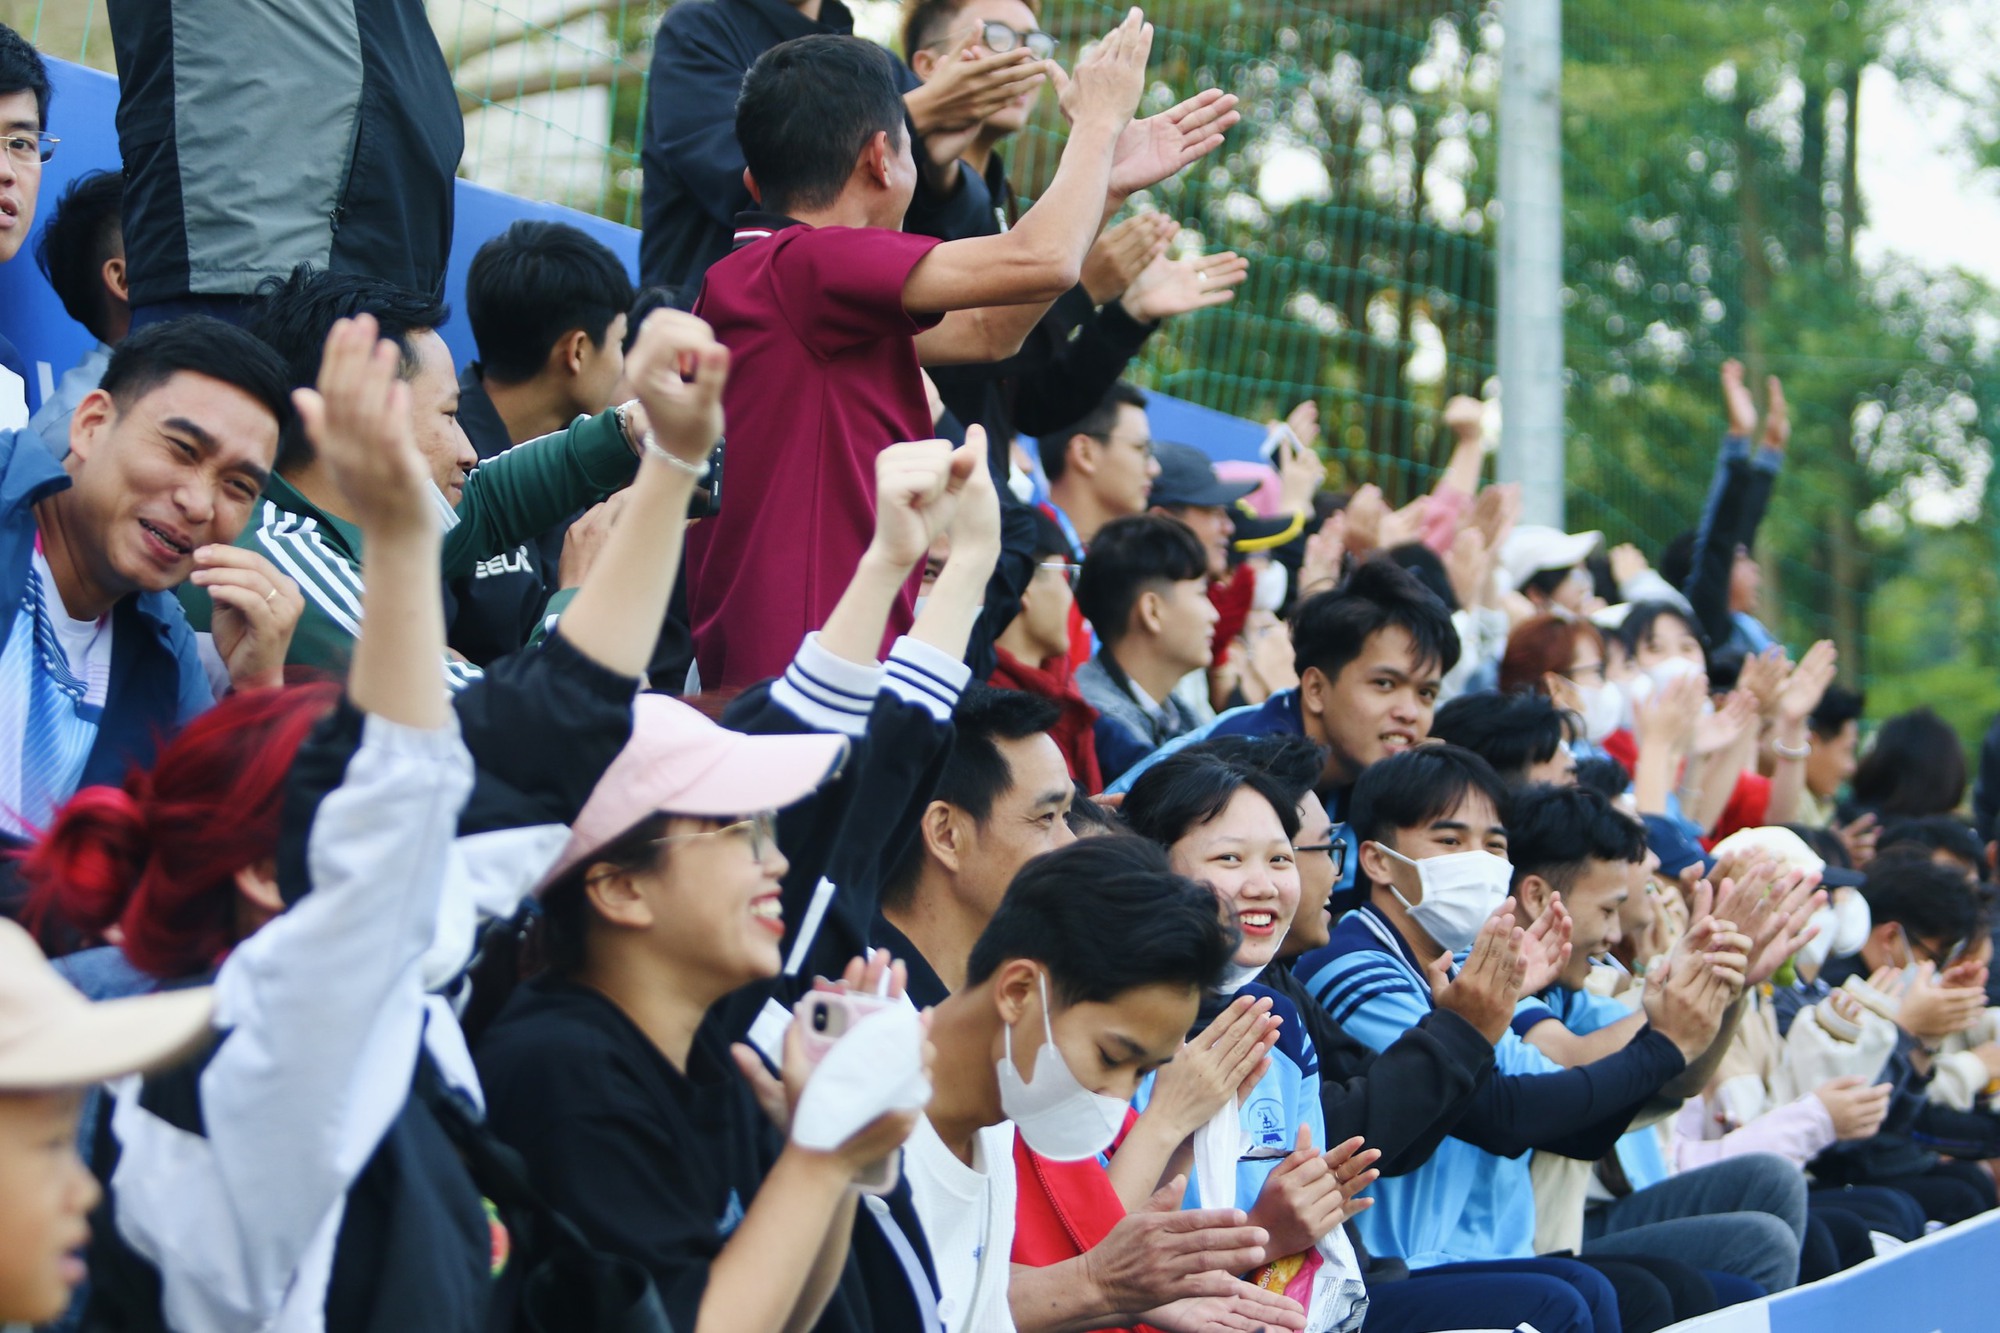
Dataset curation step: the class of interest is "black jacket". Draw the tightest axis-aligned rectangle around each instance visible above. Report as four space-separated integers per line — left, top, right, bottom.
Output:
1258 959 1496 1179
107 0 462 305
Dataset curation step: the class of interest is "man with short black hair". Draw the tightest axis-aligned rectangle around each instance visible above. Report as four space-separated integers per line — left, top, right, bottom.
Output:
1073 514 1215 781
447 222 638 665
0 22 53 429
878 683 1074 1005
1431 689 1577 788
1 317 302 848
685 26 1236 688
30 170 128 455
1036 380 1155 558
638 0 1050 300
181 264 654 687
911 834 1292 1333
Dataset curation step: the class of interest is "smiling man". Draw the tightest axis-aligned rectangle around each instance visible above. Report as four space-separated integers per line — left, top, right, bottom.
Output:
1 317 301 848
180 264 657 688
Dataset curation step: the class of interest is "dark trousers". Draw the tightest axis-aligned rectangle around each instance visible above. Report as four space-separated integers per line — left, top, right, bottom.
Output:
1366 1255 1620 1333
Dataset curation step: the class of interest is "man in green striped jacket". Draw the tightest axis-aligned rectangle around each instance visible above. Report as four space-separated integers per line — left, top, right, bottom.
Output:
178 266 646 688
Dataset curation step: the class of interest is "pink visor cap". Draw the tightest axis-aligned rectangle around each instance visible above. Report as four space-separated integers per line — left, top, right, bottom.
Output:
538 693 851 891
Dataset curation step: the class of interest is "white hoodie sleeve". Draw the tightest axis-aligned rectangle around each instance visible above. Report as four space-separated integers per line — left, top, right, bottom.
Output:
109 711 475 1333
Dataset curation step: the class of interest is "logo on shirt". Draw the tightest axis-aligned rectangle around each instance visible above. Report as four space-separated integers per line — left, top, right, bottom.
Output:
1248 1096 1286 1146
718 1188 745 1237
473 547 533 578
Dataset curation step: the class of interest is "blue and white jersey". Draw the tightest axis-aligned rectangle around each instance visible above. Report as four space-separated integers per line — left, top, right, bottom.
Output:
1297 904 1574 1267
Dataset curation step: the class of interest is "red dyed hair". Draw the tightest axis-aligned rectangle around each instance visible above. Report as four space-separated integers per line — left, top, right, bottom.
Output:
1498 615 1604 696
18 682 341 979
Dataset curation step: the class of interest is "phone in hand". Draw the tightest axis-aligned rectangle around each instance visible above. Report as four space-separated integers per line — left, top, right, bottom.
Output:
1260 422 1301 463
797 989 902 1196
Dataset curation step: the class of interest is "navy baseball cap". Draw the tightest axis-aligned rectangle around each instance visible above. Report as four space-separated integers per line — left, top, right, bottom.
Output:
1149 442 1259 510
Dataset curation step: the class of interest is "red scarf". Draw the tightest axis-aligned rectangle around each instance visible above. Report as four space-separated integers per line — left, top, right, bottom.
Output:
990 647 1104 793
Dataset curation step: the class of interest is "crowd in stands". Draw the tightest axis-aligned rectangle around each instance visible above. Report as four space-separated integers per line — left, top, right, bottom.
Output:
4 7 2000 1333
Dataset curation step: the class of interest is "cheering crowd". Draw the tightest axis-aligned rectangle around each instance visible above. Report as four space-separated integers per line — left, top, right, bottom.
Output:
1 4 1998 1332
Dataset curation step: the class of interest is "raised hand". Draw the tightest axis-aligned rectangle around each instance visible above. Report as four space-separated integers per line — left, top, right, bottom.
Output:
1775 640 1838 727
1247 1125 1380 1257
942 424 1000 557
1897 962 1989 1042
193 545 303 691
1761 375 1790 452
1836 812 1880 868
1057 8 1153 135
1145 994 1282 1138
623 308 729 468
1297 513 1347 598
1609 541 1650 589
1109 87 1242 196
1736 646 1790 720
1472 482 1522 553
1442 394 1486 442
1083 212 1177 303
1720 358 1757 437
1285 400 1321 452
1120 249 1249 321
292 314 431 535
1693 689 1758 757
868 439 958 570
1274 419 1328 514
907 28 1048 138
1520 893 1575 994
1635 680 1695 755
1431 902 1529 1043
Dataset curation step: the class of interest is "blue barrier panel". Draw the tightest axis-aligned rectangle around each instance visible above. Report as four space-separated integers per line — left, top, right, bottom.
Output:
1665 1209 2000 1333
2 57 1264 463
0 58 121 413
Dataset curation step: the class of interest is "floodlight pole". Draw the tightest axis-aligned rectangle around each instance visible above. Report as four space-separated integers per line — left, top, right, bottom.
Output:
1497 0 1565 527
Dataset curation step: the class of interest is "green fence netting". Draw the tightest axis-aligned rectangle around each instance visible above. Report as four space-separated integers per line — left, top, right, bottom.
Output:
19 0 2000 740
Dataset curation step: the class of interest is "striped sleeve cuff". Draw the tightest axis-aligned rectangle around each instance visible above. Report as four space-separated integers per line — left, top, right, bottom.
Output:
885 637 972 723
770 633 885 738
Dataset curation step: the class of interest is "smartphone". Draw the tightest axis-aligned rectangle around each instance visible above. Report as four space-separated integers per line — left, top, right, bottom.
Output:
796 989 902 1195
1260 422 1300 463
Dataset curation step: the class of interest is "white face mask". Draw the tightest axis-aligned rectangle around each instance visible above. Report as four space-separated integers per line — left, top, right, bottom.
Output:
1252 561 1289 614
1798 889 1872 973
996 971 1132 1161
1376 843 1514 953
1574 680 1623 743
912 594 930 618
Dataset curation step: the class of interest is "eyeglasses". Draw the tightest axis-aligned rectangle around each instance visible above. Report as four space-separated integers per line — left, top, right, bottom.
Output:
934 20 1057 59
1295 840 1348 878
651 810 780 863
1089 431 1155 460
1037 560 1081 588
1 131 57 167
1565 661 1607 687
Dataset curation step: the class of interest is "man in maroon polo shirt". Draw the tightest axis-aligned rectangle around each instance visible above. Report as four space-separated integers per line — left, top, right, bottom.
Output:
685 13 1238 689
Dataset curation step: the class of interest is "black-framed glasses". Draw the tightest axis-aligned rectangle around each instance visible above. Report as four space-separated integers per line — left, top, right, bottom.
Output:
1295 840 1347 879
1037 560 1082 588
1 131 57 166
936 20 1056 59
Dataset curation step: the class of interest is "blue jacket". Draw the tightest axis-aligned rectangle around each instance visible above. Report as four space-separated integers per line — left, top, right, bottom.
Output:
0 428 211 800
